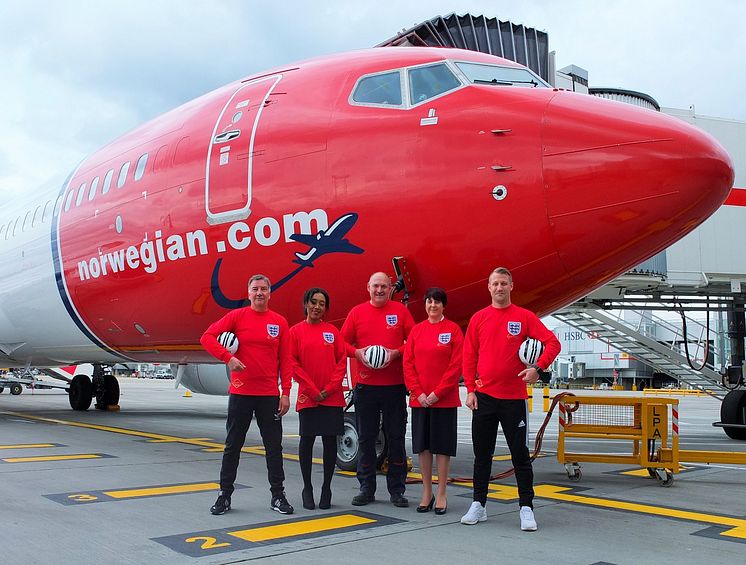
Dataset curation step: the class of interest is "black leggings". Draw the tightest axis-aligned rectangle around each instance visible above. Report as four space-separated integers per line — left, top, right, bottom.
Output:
299 435 337 491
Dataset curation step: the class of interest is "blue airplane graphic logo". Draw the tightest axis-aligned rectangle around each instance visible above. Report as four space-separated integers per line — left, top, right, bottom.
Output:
290 212 364 267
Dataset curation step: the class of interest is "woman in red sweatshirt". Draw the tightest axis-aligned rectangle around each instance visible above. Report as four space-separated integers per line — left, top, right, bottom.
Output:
403 287 463 515
289 287 346 510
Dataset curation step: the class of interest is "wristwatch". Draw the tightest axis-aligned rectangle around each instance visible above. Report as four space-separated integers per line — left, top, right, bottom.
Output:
529 364 541 372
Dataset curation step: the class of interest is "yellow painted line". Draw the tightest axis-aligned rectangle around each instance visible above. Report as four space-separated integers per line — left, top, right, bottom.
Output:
103 482 220 499
3 454 101 463
487 483 746 539
0 443 56 450
622 468 656 477
229 514 375 542
621 465 693 477
493 453 548 461
146 438 213 443
246 446 323 465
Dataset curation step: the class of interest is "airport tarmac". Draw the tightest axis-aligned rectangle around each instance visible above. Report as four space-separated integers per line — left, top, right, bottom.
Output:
1 379 745 564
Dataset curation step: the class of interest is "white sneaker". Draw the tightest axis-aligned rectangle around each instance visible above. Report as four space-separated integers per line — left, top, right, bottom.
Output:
460 501 487 525
520 506 537 531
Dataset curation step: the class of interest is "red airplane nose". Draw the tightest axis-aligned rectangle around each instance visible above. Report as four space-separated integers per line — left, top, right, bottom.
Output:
541 91 734 294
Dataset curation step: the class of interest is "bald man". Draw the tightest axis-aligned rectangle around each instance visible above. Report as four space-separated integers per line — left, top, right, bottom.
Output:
341 272 415 507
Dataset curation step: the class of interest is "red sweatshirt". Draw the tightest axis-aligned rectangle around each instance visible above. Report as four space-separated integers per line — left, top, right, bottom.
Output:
463 303 561 399
341 300 415 386
200 307 291 396
289 320 346 410
403 318 463 408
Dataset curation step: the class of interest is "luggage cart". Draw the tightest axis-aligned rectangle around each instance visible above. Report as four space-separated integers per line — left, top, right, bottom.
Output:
557 395 679 485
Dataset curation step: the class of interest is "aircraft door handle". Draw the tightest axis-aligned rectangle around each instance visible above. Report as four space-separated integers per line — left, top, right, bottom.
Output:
491 129 512 134
491 165 513 171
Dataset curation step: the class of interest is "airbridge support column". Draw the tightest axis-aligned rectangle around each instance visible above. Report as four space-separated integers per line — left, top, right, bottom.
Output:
726 300 745 386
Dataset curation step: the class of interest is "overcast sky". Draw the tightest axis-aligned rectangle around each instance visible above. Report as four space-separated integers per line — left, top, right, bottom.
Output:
1 0 744 200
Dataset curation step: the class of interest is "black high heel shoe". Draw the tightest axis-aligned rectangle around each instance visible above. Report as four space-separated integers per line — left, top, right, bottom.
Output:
302 488 315 510
434 503 447 515
416 496 435 513
319 487 332 510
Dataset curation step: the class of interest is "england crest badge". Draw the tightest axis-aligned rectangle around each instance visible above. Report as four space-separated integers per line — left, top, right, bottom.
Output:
507 321 522 336
386 314 398 327
267 324 280 338
323 332 335 344
438 333 452 344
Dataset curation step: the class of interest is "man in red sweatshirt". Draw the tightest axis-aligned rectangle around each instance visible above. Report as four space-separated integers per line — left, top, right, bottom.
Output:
341 272 415 507
201 274 294 516
460 267 560 531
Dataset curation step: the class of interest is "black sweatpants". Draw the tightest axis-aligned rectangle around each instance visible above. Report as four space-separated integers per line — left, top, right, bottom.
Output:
219 394 285 497
354 384 408 496
471 391 534 508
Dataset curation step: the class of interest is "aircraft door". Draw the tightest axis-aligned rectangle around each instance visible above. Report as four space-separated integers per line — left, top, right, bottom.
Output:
205 74 282 225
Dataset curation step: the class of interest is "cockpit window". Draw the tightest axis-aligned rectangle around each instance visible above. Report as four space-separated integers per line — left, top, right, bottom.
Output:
408 64 462 104
352 71 402 106
455 62 549 88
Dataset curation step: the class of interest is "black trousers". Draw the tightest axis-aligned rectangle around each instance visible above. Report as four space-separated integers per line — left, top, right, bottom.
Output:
471 392 534 508
354 384 408 496
219 394 285 497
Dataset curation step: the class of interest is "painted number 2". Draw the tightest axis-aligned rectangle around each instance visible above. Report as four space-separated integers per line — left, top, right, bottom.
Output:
185 536 231 550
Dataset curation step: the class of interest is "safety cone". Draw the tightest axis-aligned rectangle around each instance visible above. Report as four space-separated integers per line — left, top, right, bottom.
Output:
183 389 192 398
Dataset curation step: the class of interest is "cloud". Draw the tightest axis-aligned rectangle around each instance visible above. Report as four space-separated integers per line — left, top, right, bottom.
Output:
1 0 744 200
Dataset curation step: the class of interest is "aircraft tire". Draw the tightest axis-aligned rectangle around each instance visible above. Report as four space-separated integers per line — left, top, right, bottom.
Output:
336 412 359 471
721 389 746 440
335 413 388 471
96 374 120 409
69 374 93 411
10 383 23 395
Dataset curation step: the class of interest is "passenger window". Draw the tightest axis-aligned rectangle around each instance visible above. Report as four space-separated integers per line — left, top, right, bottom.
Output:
352 71 402 106
75 183 87 206
42 200 52 223
134 153 148 181
408 64 461 104
102 169 114 195
53 195 64 218
64 189 75 212
31 205 42 228
117 162 130 188
88 176 100 201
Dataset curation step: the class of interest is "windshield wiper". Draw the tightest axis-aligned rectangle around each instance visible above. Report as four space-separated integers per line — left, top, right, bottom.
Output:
473 78 539 87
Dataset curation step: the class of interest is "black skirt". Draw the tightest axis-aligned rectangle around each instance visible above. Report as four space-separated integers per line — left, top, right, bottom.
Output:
411 407 457 456
298 405 344 437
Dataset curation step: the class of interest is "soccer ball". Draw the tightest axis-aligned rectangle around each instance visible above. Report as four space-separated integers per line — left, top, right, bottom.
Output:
218 332 239 355
518 338 544 366
364 345 388 369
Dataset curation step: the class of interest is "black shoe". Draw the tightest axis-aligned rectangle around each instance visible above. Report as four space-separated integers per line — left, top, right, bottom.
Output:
210 492 231 515
351 492 375 506
271 494 294 515
390 494 409 508
416 496 435 513
319 487 332 510
434 504 447 515
302 488 315 510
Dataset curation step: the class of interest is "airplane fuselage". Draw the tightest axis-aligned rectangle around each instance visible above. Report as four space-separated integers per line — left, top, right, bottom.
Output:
0 47 734 369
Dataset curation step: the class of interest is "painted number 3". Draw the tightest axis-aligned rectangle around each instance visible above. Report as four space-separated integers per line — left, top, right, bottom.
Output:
185 536 231 550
